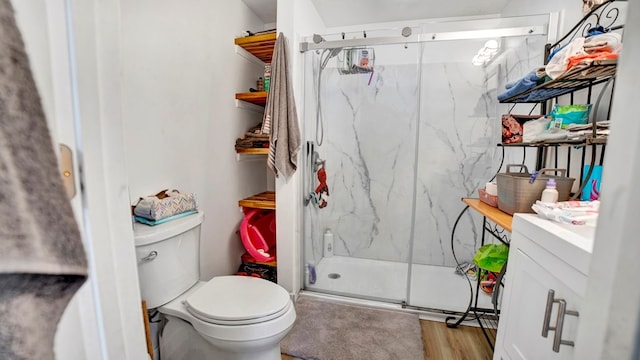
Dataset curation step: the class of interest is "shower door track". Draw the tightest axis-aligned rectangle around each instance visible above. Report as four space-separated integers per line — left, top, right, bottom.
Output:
299 290 485 323
300 25 548 52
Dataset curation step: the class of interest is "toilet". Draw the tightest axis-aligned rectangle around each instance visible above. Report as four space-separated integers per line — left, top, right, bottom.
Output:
134 212 296 360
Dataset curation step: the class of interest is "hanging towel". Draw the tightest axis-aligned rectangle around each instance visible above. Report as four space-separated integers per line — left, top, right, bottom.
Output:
261 33 301 178
0 1 87 359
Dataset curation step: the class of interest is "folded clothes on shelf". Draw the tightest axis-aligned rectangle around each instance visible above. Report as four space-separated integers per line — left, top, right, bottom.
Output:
497 67 546 101
546 32 621 79
235 123 270 150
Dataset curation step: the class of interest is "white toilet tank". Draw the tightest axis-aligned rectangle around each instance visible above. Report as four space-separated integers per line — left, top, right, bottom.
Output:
134 212 204 309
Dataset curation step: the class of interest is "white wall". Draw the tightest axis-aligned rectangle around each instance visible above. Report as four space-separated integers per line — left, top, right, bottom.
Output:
276 0 326 293
69 0 150 357
120 0 269 280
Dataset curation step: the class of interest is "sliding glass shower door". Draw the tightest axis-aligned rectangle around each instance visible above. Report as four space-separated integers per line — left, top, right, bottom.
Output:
302 40 422 303
408 27 550 312
301 15 552 309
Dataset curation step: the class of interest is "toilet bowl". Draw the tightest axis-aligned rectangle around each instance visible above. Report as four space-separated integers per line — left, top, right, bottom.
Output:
134 212 296 360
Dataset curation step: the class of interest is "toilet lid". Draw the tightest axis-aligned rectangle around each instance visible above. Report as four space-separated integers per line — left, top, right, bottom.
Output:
184 276 291 325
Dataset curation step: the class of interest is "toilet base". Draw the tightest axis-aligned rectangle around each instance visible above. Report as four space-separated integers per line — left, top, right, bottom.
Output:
160 315 284 360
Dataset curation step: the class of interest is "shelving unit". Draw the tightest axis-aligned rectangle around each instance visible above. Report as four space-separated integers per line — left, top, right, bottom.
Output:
451 2 624 353
234 32 275 155
446 198 511 350
234 32 277 280
464 198 513 347
496 0 623 188
234 34 276 218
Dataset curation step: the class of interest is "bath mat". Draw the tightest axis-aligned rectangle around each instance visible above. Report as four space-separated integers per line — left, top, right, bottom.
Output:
281 296 424 360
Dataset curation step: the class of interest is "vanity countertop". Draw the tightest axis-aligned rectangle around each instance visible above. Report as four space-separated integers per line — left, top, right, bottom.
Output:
512 214 595 276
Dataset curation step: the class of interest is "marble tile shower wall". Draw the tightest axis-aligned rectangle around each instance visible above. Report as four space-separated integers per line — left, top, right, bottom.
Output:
304 35 547 267
304 45 421 266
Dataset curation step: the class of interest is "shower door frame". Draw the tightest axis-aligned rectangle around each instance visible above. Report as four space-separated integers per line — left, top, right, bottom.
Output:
299 13 558 309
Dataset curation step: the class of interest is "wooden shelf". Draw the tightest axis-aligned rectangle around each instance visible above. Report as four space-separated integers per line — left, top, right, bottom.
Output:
236 148 269 155
236 92 268 106
239 191 275 210
463 198 513 233
234 32 277 63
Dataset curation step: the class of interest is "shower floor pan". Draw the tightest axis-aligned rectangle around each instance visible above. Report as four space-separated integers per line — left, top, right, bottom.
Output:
308 255 495 313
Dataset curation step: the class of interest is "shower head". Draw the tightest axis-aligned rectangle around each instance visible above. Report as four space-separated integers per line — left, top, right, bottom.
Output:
328 47 342 58
320 47 342 69
313 34 342 69
312 33 342 57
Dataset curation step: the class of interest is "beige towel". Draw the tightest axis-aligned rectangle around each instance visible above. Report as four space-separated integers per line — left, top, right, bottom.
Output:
0 1 87 358
261 33 301 178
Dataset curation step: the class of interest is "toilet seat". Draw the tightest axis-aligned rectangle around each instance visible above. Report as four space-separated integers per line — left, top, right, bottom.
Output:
184 276 291 326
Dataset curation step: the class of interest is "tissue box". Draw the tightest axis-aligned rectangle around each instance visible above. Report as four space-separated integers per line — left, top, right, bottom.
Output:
133 190 197 220
502 114 540 144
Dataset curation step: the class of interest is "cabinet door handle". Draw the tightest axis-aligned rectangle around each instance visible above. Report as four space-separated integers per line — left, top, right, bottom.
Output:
542 289 555 337
552 299 579 352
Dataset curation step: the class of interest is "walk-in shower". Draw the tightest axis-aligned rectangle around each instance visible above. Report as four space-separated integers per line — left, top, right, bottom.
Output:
301 15 555 312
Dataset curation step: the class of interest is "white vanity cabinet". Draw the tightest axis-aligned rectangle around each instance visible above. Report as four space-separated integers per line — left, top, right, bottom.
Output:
493 214 595 360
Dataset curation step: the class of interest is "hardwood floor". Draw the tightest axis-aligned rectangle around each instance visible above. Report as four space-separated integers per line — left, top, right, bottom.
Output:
281 319 494 360
421 320 494 360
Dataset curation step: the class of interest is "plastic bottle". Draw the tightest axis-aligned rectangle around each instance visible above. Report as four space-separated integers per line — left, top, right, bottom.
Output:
264 64 271 92
307 263 316 285
540 179 559 203
256 77 264 91
323 229 334 258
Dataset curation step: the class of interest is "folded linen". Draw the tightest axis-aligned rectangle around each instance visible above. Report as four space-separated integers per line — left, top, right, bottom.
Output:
546 32 621 79
498 70 543 101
